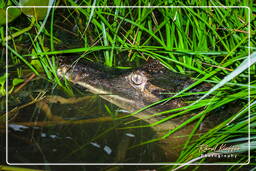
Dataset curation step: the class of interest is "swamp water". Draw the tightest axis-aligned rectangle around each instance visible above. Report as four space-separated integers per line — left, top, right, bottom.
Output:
3 78 170 164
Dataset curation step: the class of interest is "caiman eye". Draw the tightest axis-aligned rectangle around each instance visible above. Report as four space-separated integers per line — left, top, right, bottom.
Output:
131 74 144 85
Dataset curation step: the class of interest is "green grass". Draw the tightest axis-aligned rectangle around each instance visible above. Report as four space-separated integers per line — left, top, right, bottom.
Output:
1 0 256 170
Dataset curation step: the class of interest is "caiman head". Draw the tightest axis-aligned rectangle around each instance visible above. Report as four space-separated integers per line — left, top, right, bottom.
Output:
57 56 211 115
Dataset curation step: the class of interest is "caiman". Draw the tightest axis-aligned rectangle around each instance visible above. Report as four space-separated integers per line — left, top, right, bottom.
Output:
57 56 212 128
56 56 237 159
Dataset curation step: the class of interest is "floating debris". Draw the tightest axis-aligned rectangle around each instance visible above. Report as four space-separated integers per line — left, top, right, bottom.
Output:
9 124 29 132
41 133 47 137
125 133 135 137
49 134 58 139
103 145 112 155
90 142 101 148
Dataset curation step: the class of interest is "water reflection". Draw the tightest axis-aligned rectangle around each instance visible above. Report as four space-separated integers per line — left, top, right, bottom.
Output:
5 79 167 164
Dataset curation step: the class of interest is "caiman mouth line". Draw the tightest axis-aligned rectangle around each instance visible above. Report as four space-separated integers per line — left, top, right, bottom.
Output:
58 68 136 112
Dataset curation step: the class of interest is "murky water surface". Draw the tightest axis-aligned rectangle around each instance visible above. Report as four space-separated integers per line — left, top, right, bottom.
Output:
3 79 168 164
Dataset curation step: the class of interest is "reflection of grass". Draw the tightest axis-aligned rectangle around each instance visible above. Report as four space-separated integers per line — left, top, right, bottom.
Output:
2 0 255 169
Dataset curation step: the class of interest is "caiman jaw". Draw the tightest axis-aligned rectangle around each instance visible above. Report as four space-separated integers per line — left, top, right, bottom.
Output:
57 64 139 113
